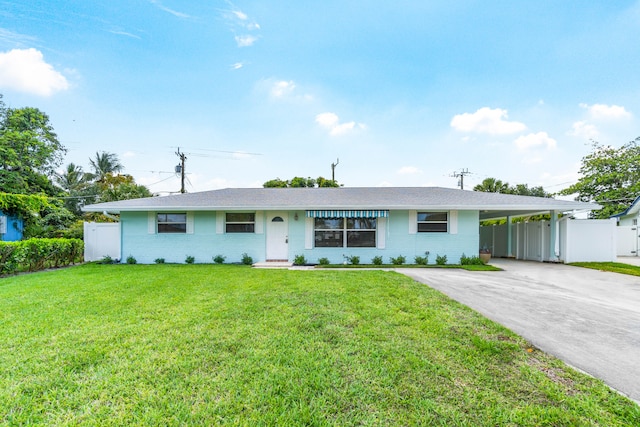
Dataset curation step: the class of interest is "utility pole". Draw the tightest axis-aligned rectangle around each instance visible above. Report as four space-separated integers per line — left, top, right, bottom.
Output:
331 158 339 182
175 147 187 193
451 168 470 190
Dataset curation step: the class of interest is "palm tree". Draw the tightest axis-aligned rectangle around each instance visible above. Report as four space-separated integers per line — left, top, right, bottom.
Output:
55 163 87 192
473 177 510 193
88 151 123 183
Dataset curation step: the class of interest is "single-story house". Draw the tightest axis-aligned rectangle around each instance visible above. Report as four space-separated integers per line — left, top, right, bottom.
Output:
611 196 640 257
611 196 640 226
0 210 24 242
82 187 599 264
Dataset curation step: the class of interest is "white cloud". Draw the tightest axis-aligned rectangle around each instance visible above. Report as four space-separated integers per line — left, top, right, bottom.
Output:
567 121 599 139
514 132 557 150
256 78 313 102
315 112 366 136
397 166 421 175
316 112 339 128
232 10 247 20
579 103 632 120
223 2 260 45
0 48 69 96
149 0 190 18
235 35 258 47
122 151 136 158
109 30 142 40
271 80 296 97
231 62 244 70
450 107 527 135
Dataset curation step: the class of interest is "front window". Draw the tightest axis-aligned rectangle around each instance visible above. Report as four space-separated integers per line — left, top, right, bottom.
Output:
417 212 448 233
157 213 187 233
226 212 255 233
314 218 376 247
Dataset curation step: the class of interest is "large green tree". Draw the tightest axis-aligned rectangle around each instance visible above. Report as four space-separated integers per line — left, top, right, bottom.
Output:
263 176 340 188
559 138 640 218
0 95 66 195
473 178 550 197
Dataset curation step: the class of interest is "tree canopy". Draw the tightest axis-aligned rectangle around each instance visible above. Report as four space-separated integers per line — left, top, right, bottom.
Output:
263 176 341 188
0 95 66 196
473 178 551 198
56 152 152 215
559 138 640 218
0 94 153 238
88 151 124 183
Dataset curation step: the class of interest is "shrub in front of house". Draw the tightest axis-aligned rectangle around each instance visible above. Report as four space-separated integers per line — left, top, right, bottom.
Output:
371 255 383 265
99 255 115 264
436 254 447 265
414 254 428 265
241 253 253 265
318 257 330 266
390 255 406 265
345 255 360 265
126 255 137 264
293 254 307 265
460 254 484 265
185 255 195 264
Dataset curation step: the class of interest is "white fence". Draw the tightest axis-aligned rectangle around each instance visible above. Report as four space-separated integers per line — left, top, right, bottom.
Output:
84 222 121 262
617 226 638 256
559 218 617 263
480 218 616 263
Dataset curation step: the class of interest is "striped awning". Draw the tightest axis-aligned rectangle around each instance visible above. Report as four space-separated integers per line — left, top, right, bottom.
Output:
306 210 389 218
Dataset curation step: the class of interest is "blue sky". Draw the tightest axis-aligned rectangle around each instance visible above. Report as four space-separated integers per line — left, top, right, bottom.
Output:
1 1 639 194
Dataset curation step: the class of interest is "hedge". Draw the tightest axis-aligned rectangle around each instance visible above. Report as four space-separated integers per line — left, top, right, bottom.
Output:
0 238 84 275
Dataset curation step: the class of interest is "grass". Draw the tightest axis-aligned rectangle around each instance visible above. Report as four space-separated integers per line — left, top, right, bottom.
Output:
570 261 640 277
1 264 638 426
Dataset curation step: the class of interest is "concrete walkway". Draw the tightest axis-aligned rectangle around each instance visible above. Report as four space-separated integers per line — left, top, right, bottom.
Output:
399 259 640 402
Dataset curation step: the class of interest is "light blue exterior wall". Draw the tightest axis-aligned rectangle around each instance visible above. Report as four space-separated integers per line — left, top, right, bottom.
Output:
121 209 480 264
292 210 479 264
0 211 24 242
121 211 265 264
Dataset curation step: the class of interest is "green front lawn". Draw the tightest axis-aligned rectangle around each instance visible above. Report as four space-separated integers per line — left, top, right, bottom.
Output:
1 265 638 425
570 261 640 277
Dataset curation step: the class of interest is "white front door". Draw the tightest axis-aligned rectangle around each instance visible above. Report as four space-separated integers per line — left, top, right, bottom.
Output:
266 212 289 260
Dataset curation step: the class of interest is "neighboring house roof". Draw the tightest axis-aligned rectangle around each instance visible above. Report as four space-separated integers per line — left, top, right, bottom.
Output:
610 195 640 219
82 187 600 220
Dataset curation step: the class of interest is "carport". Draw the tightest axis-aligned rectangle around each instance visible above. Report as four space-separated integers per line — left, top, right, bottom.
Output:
478 206 617 263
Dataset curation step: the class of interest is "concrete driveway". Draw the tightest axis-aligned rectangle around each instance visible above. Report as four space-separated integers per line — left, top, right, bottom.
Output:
399 259 640 402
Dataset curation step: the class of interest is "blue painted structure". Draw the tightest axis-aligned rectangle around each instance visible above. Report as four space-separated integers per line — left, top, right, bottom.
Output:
119 209 479 264
0 210 24 242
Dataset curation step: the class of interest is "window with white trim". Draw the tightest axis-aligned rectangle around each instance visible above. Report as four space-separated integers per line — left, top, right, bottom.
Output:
157 213 187 233
314 218 376 247
226 212 255 233
417 212 448 233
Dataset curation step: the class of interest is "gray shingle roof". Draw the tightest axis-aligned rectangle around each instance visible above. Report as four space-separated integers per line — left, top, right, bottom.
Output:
83 187 599 218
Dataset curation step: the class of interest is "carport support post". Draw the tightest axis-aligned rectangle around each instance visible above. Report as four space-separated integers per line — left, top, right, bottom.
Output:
506 216 513 257
549 210 559 262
